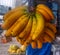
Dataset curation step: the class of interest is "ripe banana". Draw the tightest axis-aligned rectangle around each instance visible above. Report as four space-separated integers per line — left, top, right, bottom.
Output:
43 34 53 43
11 14 29 36
3 6 27 21
39 35 44 43
37 35 44 49
2 9 27 30
31 41 37 49
32 13 45 40
18 16 32 41
23 16 37 47
44 28 55 40
46 22 57 33
37 39 42 49
5 15 27 37
36 8 51 21
37 4 54 20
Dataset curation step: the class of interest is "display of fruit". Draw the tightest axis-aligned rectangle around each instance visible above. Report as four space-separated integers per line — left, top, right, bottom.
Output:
8 45 19 53
2 4 57 49
9 45 19 50
8 45 25 54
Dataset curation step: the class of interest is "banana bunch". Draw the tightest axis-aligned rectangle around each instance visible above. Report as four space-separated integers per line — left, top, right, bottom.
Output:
36 4 54 21
1 4 57 50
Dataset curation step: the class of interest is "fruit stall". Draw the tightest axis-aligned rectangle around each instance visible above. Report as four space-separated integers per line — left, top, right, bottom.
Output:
0 0 60 55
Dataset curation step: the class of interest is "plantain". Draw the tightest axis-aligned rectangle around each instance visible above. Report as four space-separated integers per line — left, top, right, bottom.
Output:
32 13 45 40
11 14 29 36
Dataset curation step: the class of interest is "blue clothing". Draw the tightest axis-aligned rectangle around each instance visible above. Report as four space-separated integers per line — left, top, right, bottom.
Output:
26 43 51 55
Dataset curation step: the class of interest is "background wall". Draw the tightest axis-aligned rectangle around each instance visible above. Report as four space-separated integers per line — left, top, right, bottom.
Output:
0 0 16 8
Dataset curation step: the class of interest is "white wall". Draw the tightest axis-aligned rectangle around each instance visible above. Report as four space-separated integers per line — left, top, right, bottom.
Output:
15 0 28 6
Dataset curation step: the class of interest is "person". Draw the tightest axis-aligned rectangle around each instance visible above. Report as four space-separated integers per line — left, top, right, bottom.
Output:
26 0 58 55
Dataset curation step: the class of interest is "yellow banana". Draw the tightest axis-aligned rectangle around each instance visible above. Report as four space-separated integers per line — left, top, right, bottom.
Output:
43 34 53 43
32 13 45 40
18 16 32 41
36 8 51 21
45 28 55 40
3 6 27 21
11 15 29 36
37 35 44 49
31 41 37 49
37 4 54 20
37 39 42 49
23 16 37 47
5 15 27 37
39 34 44 43
45 22 57 33
2 8 27 30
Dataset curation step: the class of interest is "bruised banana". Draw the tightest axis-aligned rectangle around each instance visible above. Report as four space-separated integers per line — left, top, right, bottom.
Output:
36 8 51 21
2 9 27 30
11 14 29 36
43 34 53 43
37 4 54 20
46 22 57 33
23 16 37 47
45 28 55 40
18 16 32 41
32 13 45 40
31 41 37 49
5 15 27 37
3 6 27 21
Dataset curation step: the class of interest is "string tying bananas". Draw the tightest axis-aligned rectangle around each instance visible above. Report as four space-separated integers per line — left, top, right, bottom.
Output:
2 4 57 50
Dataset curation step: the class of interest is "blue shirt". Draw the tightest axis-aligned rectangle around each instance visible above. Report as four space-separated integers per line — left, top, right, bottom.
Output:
26 43 52 55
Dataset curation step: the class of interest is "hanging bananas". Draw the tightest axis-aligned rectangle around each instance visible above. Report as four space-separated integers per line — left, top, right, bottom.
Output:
2 4 57 50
